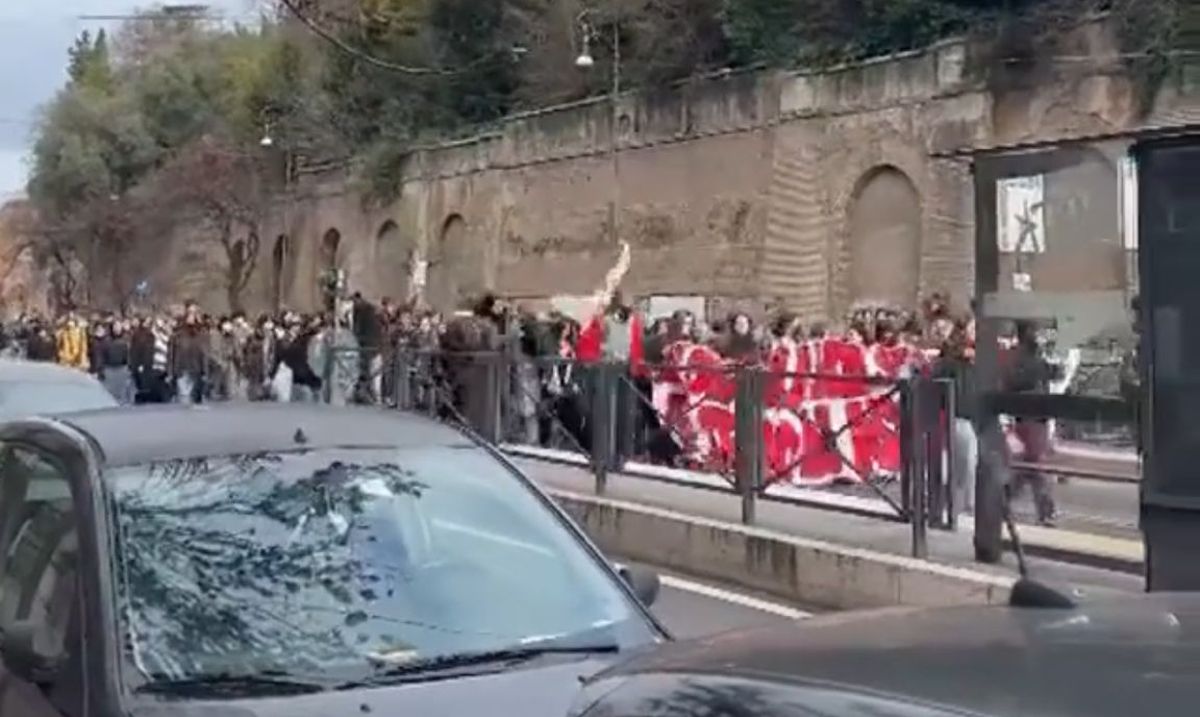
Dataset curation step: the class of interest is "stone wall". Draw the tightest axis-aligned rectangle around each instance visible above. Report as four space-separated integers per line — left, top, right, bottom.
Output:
253 69 780 318
163 19 1198 324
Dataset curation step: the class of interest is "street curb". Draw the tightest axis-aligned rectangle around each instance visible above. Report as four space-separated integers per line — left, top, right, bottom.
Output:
549 488 1014 611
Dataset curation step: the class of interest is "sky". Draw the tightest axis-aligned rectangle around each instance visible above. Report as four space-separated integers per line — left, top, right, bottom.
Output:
0 0 266 202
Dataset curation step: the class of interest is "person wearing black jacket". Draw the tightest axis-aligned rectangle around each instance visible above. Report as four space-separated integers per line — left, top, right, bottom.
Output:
352 293 383 402
279 325 322 402
129 317 155 401
933 322 978 516
169 315 209 404
25 322 56 362
97 320 134 404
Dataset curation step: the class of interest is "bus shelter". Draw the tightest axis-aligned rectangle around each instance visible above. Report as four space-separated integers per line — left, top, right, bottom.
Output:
964 125 1199 590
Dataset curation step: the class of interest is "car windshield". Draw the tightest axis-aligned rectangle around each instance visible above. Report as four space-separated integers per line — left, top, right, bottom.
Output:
104 444 654 687
0 379 116 417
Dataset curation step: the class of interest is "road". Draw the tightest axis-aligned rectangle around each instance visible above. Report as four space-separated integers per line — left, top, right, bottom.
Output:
1006 475 1137 536
830 469 1139 537
641 569 814 639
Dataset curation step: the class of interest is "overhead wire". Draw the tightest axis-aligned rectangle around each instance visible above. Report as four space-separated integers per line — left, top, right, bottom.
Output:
276 0 450 76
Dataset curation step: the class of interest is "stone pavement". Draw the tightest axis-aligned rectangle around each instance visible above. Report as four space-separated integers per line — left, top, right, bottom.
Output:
512 455 1144 597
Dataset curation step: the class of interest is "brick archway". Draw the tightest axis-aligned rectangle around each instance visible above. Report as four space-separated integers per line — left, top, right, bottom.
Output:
846 166 922 309
825 135 930 317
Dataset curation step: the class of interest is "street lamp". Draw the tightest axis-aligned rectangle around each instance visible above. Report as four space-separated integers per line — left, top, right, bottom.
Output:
576 10 621 249
260 115 275 148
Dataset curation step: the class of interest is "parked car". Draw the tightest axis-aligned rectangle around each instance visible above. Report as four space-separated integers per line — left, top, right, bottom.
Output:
0 359 116 419
567 592 1200 716
0 403 665 716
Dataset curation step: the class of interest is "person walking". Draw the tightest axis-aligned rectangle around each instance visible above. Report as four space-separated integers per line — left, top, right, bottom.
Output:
933 321 979 516
281 321 322 403
1005 321 1061 526
169 312 208 404
25 320 56 362
130 317 156 403
351 292 384 404
97 320 134 404
56 314 89 371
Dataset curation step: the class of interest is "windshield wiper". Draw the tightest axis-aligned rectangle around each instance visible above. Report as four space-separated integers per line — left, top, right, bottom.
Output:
336 642 620 690
136 671 328 697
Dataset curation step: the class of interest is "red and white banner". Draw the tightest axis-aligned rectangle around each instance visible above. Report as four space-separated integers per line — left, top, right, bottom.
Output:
650 338 927 486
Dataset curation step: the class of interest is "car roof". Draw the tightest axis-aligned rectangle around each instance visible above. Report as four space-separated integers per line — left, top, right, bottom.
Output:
52 403 475 467
588 594 1200 716
0 359 99 385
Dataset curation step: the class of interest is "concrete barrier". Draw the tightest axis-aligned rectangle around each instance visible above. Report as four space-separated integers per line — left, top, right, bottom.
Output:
551 488 1014 610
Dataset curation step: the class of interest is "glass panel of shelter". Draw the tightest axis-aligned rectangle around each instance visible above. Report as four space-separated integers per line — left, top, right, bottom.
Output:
974 138 1138 483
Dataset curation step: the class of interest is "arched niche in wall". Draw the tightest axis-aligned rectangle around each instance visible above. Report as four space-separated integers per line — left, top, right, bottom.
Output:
847 166 922 308
427 214 481 311
375 219 411 302
321 228 342 271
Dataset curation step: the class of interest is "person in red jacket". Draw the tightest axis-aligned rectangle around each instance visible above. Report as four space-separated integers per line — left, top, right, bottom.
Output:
576 291 644 369
575 291 645 465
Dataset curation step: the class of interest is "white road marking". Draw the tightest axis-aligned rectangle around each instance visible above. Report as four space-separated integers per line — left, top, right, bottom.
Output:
659 574 813 620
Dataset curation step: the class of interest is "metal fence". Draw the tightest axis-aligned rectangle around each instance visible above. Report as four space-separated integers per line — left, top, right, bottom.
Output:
378 347 956 559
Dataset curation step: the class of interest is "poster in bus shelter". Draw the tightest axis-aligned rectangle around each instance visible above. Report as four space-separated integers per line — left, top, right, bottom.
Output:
997 174 1046 254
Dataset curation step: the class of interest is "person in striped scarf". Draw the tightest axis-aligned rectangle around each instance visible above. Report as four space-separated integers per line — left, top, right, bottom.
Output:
130 316 172 403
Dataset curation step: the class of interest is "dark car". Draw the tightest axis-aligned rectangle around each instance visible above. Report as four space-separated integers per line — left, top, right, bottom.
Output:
569 594 1200 716
0 404 666 717
0 359 116 419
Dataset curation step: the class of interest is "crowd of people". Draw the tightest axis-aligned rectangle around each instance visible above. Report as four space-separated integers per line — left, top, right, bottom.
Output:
1 295 441 406
0 287 1066 523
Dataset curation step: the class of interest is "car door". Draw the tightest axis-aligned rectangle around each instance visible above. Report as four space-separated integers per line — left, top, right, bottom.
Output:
0 443 85 717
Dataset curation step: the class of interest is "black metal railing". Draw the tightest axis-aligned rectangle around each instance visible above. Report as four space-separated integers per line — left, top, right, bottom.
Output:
380 347 956 559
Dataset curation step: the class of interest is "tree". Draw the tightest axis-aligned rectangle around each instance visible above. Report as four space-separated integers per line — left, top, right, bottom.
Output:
147 136 269 312
28 14 299 311
67 29 114 90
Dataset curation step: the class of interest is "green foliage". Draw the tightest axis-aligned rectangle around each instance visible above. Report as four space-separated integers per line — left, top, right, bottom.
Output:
1111 0 1193 115
722 0 803 66
428 0 519 122
723 0 973 67
67 29 114 91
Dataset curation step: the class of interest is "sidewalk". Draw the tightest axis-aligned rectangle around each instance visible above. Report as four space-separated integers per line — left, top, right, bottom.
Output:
512 454 1144 597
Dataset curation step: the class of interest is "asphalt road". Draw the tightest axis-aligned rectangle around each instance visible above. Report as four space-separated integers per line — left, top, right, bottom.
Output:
1006 476 1137 536
642 570 814 639
829 471 1139 537
798 440 1140 537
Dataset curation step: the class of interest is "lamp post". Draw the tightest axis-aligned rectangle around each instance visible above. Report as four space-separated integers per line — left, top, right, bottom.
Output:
577 10 621 249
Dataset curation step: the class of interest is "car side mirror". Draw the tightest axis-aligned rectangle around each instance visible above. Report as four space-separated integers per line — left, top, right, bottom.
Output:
619 565 661 608
1 620 63 686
